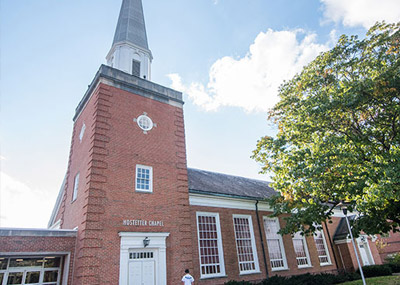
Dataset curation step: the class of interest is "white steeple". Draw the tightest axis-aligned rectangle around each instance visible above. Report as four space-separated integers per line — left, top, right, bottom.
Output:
106 0 152 80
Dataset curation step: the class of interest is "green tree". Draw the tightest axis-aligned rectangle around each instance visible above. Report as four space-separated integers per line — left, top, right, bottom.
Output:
252 22 400 236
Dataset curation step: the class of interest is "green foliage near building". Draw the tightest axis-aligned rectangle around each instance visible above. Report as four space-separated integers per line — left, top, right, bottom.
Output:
339 275 400 285
252 22 400 235
385 253 400 273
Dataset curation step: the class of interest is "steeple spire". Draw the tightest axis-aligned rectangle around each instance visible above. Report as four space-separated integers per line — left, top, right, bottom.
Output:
113 0 149 50
106 0 152 80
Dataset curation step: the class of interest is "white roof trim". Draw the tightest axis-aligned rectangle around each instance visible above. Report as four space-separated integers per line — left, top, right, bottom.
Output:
189 193 273 211
47 175 67 228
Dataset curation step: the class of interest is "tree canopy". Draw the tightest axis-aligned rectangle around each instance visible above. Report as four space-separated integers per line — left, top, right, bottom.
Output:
252 22 400 236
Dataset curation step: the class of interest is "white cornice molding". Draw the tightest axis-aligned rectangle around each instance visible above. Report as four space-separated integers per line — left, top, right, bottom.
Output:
106 41 153 61
189 193 272 211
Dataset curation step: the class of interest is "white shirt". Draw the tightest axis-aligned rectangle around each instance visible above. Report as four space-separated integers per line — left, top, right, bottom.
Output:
181 273 194 285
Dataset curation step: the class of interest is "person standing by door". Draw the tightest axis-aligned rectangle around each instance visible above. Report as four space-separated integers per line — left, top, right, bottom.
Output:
182 269 194 285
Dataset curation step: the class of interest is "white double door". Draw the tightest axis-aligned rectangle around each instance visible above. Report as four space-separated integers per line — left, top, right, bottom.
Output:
128 251 156 285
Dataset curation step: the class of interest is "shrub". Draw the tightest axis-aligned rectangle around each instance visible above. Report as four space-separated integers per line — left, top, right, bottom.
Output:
385 252 400 264
386 252 400 273
224 281 253 285
259 275 287 285
388 263 400 273
225 272 361 285
260 272 359 285
343 272 361 281
358 264 392 278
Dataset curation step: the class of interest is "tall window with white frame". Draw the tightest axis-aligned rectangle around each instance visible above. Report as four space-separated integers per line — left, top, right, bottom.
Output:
135 165 152 192
292 232 312 268
72 172 80 201
196 212 226 278
313 227 331 266
233 215 260 274
263 217 288 270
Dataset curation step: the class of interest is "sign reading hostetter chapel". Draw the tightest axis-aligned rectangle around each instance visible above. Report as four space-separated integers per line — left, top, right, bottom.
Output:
122 219 164 227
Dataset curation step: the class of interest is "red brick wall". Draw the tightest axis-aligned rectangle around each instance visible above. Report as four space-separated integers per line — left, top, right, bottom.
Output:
59 81 193 284
377 231 400 261
368 237 383 265
189 205 338 284
0 236 76 284
326 217 343 270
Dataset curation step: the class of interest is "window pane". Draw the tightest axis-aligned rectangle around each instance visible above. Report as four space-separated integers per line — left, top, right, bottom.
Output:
264 218 286 269
0 273 4 284
197 214 223 277
43 270 58 282
0 258 8 270
9 258 42 268
314 229 330 265
25 271 40 284
136 166 152 191
7 272 23 284
292 232 310 267
44 257 61 268
233 217 257 273
73 173 80 201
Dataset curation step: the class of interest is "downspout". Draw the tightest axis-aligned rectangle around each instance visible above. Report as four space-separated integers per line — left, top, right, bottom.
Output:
324 220 340 271
255 200 269 278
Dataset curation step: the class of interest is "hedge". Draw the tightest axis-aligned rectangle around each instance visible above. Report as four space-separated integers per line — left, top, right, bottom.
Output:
224 272 361 285
358 264 392 278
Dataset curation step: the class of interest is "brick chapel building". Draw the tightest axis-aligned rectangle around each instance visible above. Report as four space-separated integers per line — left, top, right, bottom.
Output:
1 0 396 284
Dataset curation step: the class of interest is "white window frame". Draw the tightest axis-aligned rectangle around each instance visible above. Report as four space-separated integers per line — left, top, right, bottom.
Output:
232 215 260 275
263 217 288 271
79 123 86 142
292 232 312 268
313 226 332 266
196 212 226 279
135 165 153 193
72 173 80 202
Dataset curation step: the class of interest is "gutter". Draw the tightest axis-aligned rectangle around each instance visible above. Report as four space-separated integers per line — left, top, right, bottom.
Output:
255 200 269 278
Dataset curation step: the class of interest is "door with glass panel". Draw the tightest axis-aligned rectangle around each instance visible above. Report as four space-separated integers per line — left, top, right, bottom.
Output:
0 257 61 285
128 251 155 285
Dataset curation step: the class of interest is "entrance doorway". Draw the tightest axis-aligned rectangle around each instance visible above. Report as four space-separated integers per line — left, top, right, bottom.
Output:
119 232 169 285
128 251 155 285
357 236 374 266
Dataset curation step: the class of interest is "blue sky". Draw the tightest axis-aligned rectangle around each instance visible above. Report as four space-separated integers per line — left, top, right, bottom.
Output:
1 0 399 228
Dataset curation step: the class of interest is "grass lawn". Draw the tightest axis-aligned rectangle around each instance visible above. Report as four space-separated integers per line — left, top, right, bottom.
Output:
340 275 400 284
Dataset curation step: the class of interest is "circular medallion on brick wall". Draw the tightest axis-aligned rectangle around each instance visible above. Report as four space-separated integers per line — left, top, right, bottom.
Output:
134 113 154 134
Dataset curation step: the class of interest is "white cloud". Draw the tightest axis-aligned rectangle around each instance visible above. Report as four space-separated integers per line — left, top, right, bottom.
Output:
0 171 51 228
169 29 328 113
321 0 400 29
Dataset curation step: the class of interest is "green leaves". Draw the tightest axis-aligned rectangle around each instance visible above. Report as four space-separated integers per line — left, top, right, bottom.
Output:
253 22 400 236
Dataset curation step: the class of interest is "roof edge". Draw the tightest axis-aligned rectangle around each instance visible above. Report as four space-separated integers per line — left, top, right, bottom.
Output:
73 65 184 121
47 175 66 228
0 228 77 237
189 189 268 200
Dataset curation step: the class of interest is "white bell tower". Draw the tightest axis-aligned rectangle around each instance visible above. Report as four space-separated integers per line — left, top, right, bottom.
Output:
106 0 153 80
